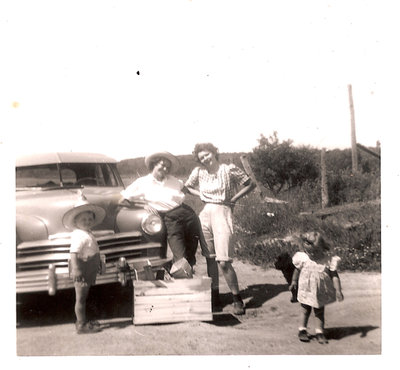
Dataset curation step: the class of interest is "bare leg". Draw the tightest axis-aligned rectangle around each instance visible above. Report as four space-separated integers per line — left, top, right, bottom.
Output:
314 306 328 343
218 261 239 295
74 282 90 324
298 303 312 341
314 306 325 333
301 303 312 329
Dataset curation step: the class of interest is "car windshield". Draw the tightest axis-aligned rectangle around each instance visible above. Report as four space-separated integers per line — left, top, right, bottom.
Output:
16 163 123 188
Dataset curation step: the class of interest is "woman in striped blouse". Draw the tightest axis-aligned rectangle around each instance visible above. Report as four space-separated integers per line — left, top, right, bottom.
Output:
186 143 255 315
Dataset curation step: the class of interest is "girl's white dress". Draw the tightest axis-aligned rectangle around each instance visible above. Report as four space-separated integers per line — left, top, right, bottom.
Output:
292 251 338 308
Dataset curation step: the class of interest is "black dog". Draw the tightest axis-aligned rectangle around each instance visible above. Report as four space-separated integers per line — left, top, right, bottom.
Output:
274 252 298 303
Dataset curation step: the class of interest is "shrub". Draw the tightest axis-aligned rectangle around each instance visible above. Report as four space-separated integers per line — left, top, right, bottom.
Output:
327 170 380 205
250 132 320 195
232 193 381 271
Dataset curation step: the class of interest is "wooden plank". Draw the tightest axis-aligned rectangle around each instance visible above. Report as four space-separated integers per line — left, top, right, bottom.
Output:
240 154 267 198
134 299 212 325
357 143 381 159
133 277 212 325
135 312 212 325
134 277 211 295
135 298 211 315
299 199 380 217
240 155 288 204
135 291 211 305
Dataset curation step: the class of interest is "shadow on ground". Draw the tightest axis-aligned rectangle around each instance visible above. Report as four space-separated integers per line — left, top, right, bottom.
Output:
17 282 290 328
209 313 241 326
241 283 289 308
16 281 310 329
17 282 134 327
325 325 379 340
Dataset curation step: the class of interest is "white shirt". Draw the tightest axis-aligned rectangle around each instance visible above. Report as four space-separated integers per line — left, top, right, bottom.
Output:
69 229 100 261
121 174 185 212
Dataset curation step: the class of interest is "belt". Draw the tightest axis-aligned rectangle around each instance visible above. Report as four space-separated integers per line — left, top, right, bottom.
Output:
158 203 187 216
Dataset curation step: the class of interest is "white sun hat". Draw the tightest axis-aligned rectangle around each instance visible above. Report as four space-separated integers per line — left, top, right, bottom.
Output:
62 192 106 230
144 151 180 174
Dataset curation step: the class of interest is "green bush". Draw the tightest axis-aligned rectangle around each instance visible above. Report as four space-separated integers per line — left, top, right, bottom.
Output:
232 194 381 271
250 132 320 195
327 169 380 205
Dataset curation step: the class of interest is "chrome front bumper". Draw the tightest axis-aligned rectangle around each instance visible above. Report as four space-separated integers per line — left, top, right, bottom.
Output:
16 255 172 295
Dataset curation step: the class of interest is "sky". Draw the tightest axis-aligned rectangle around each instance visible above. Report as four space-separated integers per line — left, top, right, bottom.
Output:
1 1 400 364
1 0 398 162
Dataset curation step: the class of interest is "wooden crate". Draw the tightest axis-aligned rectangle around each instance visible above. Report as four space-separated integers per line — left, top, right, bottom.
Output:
133 276 212 325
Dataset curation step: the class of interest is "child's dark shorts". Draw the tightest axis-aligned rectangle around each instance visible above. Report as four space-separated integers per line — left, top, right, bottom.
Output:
75 253 100 286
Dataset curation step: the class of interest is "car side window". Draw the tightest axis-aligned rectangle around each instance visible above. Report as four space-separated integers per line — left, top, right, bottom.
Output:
16 165 59 188
60 168 77 185
100 164 119 186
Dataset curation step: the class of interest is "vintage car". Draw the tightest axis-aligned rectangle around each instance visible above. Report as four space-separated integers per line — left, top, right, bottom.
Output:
16 152 171 296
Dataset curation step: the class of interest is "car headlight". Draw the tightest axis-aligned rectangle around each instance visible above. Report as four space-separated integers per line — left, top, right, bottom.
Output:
141 213 163 235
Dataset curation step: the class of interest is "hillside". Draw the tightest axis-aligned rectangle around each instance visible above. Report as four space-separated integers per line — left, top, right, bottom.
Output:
117 152 249 180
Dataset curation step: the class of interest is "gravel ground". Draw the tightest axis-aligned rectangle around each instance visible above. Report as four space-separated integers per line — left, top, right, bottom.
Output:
14 251 382 360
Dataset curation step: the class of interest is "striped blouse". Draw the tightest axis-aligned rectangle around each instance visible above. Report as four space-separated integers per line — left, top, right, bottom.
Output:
185 163 250 204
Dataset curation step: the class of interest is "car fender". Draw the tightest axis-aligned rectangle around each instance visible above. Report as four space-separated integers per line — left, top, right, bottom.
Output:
16 214 49 243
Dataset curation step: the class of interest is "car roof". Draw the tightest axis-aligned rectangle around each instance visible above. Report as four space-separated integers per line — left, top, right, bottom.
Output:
16 152 118 167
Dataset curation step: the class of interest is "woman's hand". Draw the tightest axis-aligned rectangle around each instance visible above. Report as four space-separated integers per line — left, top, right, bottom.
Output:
144 204 159 215
336 291 344 301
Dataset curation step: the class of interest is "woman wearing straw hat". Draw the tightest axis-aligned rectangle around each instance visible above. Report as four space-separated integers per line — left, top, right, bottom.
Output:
121 151 203 273
63 195 106 334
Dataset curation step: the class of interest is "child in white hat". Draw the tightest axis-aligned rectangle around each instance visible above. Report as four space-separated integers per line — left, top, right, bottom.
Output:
289 231 344 344
63 195 106 334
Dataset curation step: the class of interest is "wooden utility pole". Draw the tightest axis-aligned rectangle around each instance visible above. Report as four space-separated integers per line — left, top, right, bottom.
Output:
348 84 358 172
321 148 329 208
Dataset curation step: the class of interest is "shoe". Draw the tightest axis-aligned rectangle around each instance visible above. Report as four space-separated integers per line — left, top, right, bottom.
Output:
298 329 310 342
88 320 101 328
316 333 328 344
76 321 102 334
232 301 245 315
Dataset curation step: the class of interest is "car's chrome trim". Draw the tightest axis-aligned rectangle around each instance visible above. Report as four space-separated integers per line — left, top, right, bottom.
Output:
16 256 172 294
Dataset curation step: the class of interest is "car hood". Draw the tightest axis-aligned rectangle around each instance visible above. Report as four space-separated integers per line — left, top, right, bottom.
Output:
16 187 123 239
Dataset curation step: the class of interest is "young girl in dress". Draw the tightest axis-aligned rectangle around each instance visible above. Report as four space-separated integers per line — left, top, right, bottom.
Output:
289 231 344 344
63 195 106 334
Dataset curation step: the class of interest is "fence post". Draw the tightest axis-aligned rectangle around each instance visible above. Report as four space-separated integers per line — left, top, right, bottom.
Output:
321 148 329 209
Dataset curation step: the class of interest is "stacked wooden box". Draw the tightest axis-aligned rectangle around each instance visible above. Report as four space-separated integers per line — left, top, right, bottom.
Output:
133 276 212 325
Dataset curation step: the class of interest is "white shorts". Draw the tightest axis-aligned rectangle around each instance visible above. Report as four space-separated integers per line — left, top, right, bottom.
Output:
199 203 234 262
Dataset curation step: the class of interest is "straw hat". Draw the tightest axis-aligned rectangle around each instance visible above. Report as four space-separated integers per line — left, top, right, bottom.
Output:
63 193 106 230
144 151 180 174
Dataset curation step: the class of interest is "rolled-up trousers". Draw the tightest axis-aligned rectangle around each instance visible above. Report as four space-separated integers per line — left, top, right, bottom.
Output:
161 203 202 267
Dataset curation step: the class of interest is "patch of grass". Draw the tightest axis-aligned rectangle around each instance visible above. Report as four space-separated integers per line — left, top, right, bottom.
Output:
232 193 381 272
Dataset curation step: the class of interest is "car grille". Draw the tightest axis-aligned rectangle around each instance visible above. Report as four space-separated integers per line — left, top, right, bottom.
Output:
16 232 162 272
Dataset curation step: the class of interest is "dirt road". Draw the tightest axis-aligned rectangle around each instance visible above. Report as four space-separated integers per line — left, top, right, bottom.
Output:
16 253 381 356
